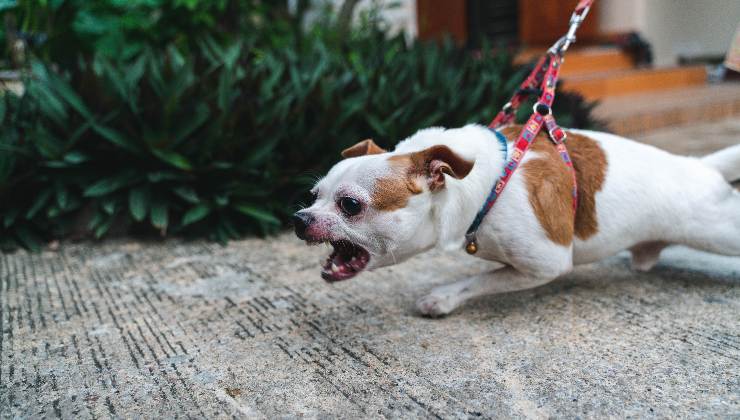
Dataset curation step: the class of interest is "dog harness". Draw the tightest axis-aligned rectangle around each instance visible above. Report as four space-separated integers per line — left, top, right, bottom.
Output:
464 0 594 255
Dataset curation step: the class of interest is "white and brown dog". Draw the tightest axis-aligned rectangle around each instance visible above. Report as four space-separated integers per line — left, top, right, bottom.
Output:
293 124 740 316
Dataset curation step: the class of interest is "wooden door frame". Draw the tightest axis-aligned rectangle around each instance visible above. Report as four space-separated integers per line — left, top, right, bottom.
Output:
416 0 600 47
416 0 468 44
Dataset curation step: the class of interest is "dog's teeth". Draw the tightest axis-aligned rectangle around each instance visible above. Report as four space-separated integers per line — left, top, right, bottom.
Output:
331 263 339 273
351 257 356 262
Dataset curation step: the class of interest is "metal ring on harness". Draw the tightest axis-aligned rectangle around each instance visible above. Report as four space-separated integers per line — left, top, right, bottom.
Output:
534 102 551 116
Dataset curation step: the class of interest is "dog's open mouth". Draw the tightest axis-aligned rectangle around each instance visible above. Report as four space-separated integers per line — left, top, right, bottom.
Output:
321 240 370 282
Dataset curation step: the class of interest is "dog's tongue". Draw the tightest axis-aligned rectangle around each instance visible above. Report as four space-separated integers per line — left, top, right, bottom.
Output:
323 254 356 281
321 241 370 282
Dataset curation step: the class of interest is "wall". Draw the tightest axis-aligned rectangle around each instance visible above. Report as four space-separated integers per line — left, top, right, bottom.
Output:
322 0 740 67
597 0 645 34
372 0 417 37
323 0 417 38
599 0 740 66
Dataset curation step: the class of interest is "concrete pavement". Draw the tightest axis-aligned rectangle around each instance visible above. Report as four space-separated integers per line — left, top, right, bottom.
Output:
1 119 739 418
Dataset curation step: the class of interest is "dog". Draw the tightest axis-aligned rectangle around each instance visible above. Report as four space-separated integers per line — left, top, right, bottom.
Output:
293 124 740 316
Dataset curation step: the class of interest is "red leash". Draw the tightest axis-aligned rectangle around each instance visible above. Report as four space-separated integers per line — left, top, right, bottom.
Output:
465 0 594 255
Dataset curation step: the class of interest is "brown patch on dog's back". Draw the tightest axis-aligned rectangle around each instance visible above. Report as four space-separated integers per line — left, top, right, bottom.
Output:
520 132 576 246
567 131 608 239
500 125 608 244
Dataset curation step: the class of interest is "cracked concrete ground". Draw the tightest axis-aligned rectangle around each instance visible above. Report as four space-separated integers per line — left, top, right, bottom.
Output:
2 119 739 418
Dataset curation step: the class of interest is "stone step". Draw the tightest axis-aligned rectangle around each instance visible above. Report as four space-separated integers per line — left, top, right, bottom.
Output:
516 46 635 76
562 65 707 100
594 83 740 136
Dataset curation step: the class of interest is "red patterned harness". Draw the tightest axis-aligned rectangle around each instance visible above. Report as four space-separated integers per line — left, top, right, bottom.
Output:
464 0 594 255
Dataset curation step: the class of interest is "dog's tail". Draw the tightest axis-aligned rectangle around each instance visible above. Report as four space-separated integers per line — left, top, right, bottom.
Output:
702 144 740 183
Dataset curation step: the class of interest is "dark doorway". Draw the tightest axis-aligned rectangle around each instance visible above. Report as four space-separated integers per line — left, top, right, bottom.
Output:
467 0 519 49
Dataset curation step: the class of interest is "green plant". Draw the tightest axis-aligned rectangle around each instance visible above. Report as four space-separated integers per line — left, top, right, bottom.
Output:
0 4 601 250
1 0 310 68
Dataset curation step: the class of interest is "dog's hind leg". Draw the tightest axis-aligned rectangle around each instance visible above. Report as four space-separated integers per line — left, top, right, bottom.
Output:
702 144 740 183
630 241 668 272
680 188 740 256
416 266 564 316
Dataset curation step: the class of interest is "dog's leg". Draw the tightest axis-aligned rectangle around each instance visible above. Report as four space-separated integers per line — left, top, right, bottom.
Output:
681 190 740 256
630 241 668 272
416 266 560 316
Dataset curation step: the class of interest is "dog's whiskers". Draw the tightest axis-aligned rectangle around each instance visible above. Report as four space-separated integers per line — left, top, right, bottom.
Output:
389 248 397 265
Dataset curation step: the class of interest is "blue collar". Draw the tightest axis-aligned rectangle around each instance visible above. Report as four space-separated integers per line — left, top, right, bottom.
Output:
465 128 509 244
489 127 509 161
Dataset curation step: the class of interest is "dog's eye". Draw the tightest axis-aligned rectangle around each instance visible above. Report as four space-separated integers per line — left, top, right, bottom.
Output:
338 197 362 216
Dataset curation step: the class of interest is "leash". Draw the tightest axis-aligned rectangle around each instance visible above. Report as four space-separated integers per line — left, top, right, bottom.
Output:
464 0 594 255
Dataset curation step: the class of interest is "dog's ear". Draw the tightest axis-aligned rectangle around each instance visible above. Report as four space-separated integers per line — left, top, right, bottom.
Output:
412 145 474 191
341 139 387 158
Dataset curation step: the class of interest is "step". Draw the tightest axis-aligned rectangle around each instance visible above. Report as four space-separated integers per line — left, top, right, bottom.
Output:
515 46 635 76
562 65 707 100
594 83 740 136
559 47 635 76
635 118 740 157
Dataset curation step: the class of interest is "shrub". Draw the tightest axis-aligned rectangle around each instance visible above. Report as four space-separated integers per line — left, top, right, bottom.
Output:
0 3 601 250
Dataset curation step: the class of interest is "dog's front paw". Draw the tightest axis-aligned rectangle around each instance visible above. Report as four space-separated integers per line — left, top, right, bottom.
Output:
416 292 459 317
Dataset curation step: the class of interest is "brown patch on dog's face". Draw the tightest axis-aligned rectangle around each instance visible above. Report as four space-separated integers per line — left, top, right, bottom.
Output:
372 165 423 211
501 125 608 244
371 145 473 211
341 139 387 158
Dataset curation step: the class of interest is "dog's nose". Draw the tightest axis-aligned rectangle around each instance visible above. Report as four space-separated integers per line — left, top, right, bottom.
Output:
292 211 314 240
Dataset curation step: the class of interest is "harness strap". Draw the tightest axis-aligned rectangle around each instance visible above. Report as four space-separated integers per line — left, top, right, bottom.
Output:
575 0 593 15
543 113 578 212
490 55 549 128
465 43 586 252
463 0 594 254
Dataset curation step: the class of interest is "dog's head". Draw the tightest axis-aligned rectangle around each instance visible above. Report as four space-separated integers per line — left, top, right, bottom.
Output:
293 137 474 282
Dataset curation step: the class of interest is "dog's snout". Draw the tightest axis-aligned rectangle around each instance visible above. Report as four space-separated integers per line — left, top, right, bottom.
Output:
292 211 314 240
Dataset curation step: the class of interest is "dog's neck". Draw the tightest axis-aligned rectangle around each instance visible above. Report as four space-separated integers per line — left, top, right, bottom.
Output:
397 125 508 251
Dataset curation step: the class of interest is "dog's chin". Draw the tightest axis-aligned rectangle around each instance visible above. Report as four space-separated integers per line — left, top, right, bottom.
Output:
318 239 370 282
